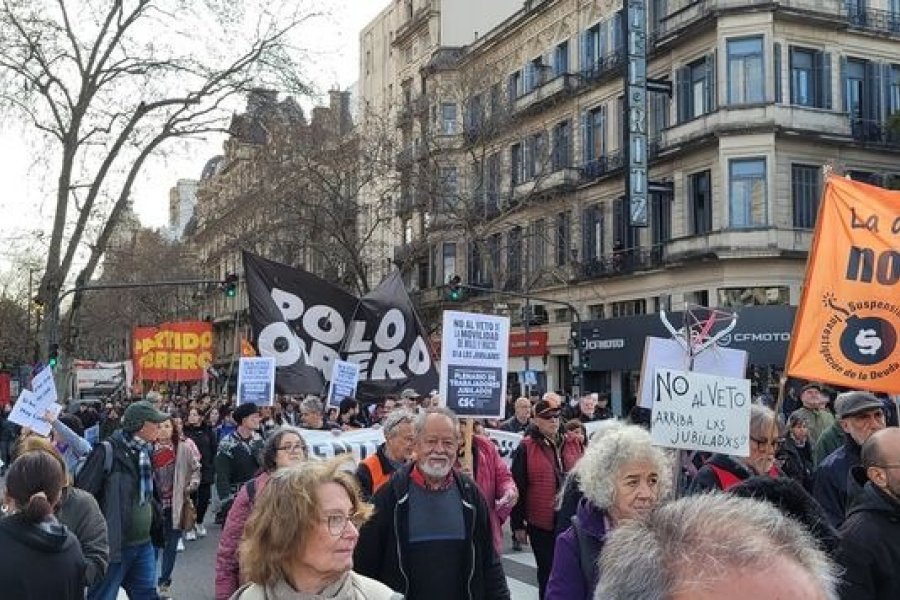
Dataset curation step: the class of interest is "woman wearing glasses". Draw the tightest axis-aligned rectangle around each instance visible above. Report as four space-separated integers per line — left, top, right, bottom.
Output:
232 459 400 600
215 426 309 600
689 404 785 493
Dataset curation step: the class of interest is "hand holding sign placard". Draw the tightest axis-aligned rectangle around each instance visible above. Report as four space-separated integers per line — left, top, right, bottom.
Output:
650 368 751 457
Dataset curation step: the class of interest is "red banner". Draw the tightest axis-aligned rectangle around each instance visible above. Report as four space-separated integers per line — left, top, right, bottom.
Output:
509 331 548 357
133 321 213 382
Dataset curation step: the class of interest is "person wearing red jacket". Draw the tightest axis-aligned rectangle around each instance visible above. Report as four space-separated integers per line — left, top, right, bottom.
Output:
510 393 584 599
214 427 307 600
456 430 518 554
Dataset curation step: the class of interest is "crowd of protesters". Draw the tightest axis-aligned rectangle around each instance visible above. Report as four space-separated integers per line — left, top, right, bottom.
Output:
0 379 898 599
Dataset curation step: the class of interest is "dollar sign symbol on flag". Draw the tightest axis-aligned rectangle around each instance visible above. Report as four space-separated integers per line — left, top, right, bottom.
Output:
855 329 882 356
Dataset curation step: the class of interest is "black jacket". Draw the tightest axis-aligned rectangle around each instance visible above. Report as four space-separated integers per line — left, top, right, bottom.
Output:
184 423 217 485
778 436 815 492
0 514 85 599
835 482 900 600
814 436 863 528
354 463 510 600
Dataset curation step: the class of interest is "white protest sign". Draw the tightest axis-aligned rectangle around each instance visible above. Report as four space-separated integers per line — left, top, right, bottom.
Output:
439 310 510 419
583 418 621 441
484 428 522 465
638 337 747 409
32 365 58 406
8 390 61 437
650 367 751 456
237 357 276 406
326 360 360 409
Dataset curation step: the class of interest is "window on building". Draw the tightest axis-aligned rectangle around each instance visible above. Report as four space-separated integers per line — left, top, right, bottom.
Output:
727 37 764 104
791 164 820 229
611 299 646 317
718 286 789 307
525 57 544 93
677 55 715 122
552 120 572 170
441 103 457 135
582 22 603 73
486 153 500 210
613 197 637 250
439 167 458 211
845 58 866 120
525 131 546 180
490 83 503 116
442 243 457 283
508 71 523 102
582 204 604 262
488 233 501 279
890 64 900 116
685 290 709 306
556 211 571 266
403 218 413 244
790 48 831 108
649 89 670 142
588 303 605 319
583 105 606 163
507 226 523 289
689 170 712 234
729 158 767 228
554 40 570 76
651 193 672 245
528 220 546 271
511 143 523 186
464 94 482 135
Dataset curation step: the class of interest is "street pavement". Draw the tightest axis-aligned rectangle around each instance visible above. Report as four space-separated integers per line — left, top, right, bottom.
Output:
117 520 539 599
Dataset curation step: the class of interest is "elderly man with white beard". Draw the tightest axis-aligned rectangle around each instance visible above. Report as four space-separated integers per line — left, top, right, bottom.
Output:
354 407 510 600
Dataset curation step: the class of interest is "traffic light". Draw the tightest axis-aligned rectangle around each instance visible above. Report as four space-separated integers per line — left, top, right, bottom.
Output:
447 275 463 302
223 273 238 298
48 343 59 369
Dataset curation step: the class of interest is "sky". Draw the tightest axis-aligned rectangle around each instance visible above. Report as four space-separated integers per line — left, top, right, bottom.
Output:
0 0 391 256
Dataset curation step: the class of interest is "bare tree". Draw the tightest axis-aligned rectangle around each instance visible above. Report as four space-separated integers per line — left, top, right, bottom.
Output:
76 227 195 361
0 0 321 385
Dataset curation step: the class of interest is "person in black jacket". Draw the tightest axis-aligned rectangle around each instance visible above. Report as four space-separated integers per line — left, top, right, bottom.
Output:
778 410 815 492
354 407 510 600
0 450 86 599
835 427 900 600
183 406 217 539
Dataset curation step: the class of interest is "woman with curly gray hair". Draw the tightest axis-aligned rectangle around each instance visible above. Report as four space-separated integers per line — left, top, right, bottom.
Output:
545 423 673 600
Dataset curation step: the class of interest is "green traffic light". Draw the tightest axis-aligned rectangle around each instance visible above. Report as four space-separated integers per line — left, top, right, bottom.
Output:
226 287 236 298
48 357 58 368
449 289 461 301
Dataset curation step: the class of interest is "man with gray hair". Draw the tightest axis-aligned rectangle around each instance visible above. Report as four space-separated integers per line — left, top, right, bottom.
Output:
355 409 416 500
355 407 510 599
594 493 839 600
298 395 336 431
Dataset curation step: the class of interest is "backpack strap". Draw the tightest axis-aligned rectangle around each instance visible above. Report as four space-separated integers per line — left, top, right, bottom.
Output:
571 515 601 590
101 440 114 474
245 477 257 505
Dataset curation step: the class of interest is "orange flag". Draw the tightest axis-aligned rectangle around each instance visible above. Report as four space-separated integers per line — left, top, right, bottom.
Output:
786 176 900 393
241 338 257 357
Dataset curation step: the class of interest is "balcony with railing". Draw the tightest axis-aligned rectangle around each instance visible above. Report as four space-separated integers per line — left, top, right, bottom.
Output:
650 0 845 47
581 149 624 184
845 5 900 35
513 165 582 198
664 227 813 262
578 245 666 280
512 73 579 115
850 118 900 148
579 51 625 86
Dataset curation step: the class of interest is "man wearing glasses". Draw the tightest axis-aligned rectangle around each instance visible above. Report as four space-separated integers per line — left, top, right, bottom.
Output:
814 391 887 528
354 407 510 600
510 393 584 599
835 427 900 599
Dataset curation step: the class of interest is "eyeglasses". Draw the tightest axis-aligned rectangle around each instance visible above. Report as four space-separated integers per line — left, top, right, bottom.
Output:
277 443 306 454
322 513 364 536
750 436 784 449
536 412 560 420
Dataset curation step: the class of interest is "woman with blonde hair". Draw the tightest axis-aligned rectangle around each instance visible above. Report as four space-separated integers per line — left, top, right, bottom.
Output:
232 459 401 600
546 423 673 600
